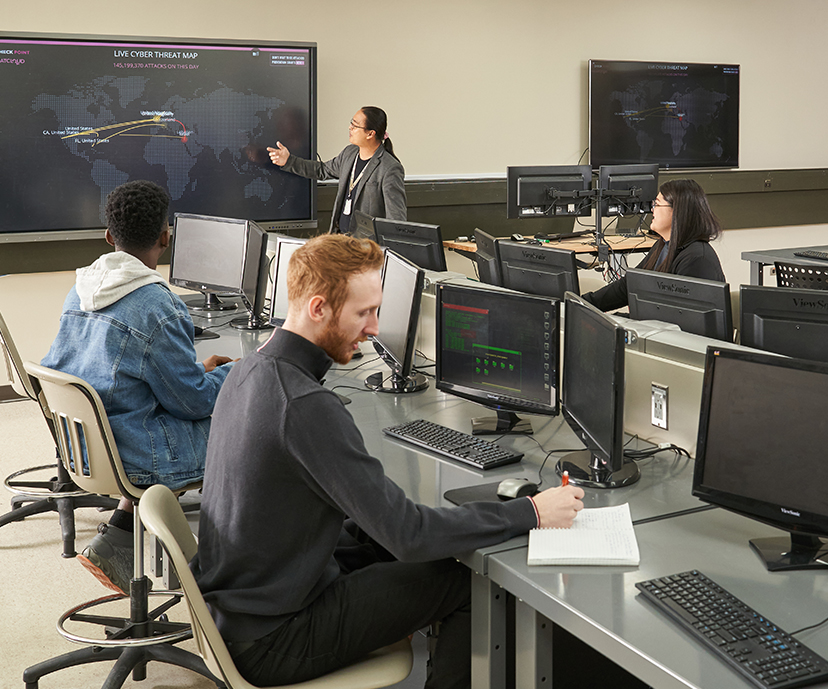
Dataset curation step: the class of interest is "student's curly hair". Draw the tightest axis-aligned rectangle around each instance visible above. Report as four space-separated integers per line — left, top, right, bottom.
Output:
105 180 170 251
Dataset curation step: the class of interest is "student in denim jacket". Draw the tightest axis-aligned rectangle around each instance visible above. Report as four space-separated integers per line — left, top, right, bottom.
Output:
42 180 234 594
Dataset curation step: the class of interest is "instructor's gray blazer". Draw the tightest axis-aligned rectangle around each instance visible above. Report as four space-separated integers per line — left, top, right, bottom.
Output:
282 144 407 233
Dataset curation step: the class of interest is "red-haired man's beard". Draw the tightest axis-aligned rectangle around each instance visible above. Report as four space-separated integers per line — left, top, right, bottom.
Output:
318 319 363 365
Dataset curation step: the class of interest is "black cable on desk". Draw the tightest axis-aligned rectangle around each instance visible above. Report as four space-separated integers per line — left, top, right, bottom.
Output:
631 504 717 526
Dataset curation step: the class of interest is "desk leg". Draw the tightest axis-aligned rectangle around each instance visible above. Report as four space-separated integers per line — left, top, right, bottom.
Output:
515 599 553 689
750 260 765 286
471 571 507 689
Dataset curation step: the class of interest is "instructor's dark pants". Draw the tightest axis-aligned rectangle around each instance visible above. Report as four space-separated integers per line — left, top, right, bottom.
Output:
231 557 472 689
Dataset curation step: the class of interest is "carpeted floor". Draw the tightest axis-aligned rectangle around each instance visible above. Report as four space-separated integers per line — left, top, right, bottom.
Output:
0 397 426 688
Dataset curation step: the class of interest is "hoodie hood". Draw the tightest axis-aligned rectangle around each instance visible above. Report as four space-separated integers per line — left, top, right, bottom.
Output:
76 251 166 312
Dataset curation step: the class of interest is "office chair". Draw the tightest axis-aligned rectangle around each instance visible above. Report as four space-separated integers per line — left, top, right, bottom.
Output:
775 261 828 290
139 483 414 689
0 311 117 557
21 362 221 689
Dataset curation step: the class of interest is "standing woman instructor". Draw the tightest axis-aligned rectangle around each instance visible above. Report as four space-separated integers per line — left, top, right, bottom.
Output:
268 106 406 234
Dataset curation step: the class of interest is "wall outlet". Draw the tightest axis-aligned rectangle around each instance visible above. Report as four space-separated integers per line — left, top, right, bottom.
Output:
651 383 668 430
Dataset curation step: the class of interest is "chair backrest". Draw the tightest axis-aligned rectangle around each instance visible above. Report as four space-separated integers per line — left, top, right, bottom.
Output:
0 311 39 401
139 484 242 687
23 361 142 501
775 262 828 290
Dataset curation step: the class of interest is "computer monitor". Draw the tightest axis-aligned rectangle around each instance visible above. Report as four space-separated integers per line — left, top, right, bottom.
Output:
435 282 559 435
350 211 377 241
373 219 447 272
169 214 271 330
497 241 580 298
598 164 659 217
627 269 733 342
473 229 502 286
506 165 593 219
693 347 828 571
739 285 828 363
365 251 427 394
268 235 308 327
558 293 640 488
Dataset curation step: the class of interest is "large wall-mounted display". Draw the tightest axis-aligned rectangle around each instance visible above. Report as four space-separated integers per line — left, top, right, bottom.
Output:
589 59 739 170
0 33 317 237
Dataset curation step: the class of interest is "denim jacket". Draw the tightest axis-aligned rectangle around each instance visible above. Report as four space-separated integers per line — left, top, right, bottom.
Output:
42 252 231 489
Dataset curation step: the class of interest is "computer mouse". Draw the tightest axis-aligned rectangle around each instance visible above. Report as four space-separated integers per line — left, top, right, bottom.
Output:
510 233 525 242
496 478 539 500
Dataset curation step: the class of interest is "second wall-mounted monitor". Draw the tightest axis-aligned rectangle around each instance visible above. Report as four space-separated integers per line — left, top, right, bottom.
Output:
373 218 447 272
740 285 828 363
598 164 659 217
366 251 427 394
627 269 733 342
506 165 593 219
497 241 579 298
268 235 308 327
589 59 740 170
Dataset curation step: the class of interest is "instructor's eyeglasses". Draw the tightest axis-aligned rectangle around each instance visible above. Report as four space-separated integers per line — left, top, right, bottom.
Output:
349 120 367 130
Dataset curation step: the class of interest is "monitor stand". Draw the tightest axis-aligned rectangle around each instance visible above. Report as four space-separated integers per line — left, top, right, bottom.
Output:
749 533 828 572
555 452 640 489
185 293 238 312
364 371 428 394
230 312 273 331
472 410 532 435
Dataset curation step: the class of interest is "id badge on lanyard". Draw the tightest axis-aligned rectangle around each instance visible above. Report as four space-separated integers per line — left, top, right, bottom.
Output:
344 155 366 216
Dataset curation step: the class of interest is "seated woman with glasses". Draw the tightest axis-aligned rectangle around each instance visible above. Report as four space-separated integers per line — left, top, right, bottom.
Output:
268 106 406 234
582 178 726 312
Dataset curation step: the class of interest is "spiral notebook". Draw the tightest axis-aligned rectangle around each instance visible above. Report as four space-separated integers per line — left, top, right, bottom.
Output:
527 503 640 566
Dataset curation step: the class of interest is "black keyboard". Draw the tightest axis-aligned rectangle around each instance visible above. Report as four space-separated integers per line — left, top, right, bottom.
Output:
382 419 523 470
793 250 828 261
636 570 828 689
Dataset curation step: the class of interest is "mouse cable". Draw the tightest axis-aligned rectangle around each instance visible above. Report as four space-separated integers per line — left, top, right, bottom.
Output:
790 614 828 637
624 443 691 461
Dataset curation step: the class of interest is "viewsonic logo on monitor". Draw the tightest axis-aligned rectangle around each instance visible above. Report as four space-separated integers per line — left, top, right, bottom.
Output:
780 507 801 517
522 251 546 261
656 280 691 295
396 226 416 234
792 297 828 310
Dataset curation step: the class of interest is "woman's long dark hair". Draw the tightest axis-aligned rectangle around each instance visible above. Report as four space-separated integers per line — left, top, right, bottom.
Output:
360 106 398 159
640 178 721 272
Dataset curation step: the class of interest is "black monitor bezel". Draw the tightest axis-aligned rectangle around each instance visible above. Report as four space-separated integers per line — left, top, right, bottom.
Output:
627 268 733 341
373 218 447 272
435 282 560 417
693 346 828 540
506 165 593 219
473 228 502 287
739 284 828 363
497 240 580 299
372 250 425 382
588 59 740 170
561 292 626 471
597 164 659 217
0 31 318 241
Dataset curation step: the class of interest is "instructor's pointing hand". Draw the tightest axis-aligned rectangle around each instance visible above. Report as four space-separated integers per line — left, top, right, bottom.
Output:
267 142 290 166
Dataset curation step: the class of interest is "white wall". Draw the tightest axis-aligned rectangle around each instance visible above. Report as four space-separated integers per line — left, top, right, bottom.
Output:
5 0 828 175
3 0 827 382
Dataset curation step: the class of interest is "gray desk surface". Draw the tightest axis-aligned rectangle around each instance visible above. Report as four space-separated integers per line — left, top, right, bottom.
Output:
488 508 828 689
741 245 828 285
193 311 828 689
